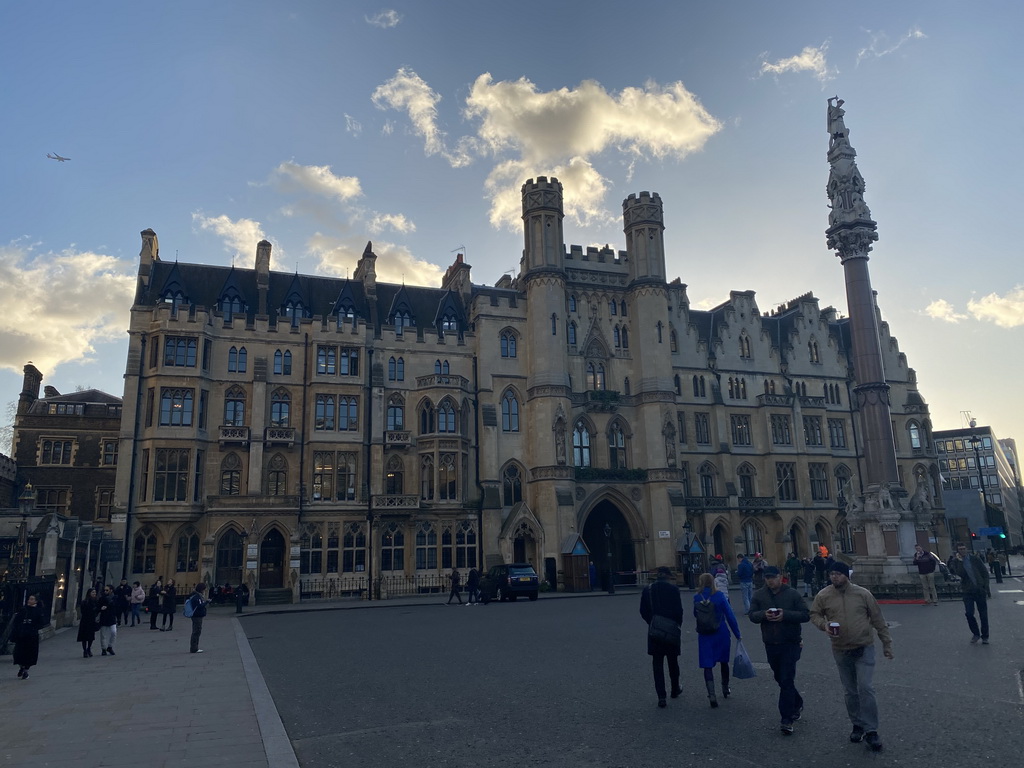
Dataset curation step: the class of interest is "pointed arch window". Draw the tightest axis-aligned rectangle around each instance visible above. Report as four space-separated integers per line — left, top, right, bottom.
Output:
614 327 621 348
224 386 246 426
267 454 288 496
503 464 523 506
809 339 820 363
440 314 458 332
394 310 412 336
586 362 605 391
624 377 631 396
674 375 681 396
551 313 558 335
434 359 450 375
500 330 517 358
387 395 405 431
698 462 717 497
621 326 629 350
220 294 245 322
568 322 577 346
220 453 242 495
438 400 457 433
385 456 404 495
162 290 186 309
270 388 290 427
739 333 752 359
283 300 305 328
164 337 197 367
133 526 158 573
420 401 435 434
737 464 755 498
742 521 764 556
609 422 628 469
693 375 706 398
315 394 336 431
620 300 627 316
908 421 922 450
656 322 663 342
380 522 404 571
569 295 577 313
572 420 592 467
501 391 520 432
273 349 292 376
388 356 405 382
228 346 247 373
420 455 435 500
609 299 617 316
160 388 193 426
439 453 457 500
176 526 200 572
670 329 678 353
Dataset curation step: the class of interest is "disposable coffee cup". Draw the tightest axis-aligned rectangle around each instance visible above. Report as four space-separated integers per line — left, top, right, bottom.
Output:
768 608 781 617
828 622 840 636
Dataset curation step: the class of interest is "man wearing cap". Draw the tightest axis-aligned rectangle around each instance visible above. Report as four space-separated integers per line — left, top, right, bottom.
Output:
639 566 684 708
810 561 893 752
749 565 810 735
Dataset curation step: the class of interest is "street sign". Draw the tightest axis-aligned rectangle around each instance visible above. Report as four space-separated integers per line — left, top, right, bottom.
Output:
978 526 1003 536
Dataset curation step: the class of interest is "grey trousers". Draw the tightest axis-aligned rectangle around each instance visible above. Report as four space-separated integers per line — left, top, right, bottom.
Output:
832 644 878 733
99 624 117 651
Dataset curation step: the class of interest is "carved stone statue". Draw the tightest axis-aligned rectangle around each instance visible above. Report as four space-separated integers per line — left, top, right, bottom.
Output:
554 419 566 465
909 480 932 517
827 96 848 148
846 493 865 521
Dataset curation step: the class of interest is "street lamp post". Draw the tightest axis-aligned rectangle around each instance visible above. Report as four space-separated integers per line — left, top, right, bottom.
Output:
682 520 693 590
604 523 614 595
969 433 1004 583
9 484 35 582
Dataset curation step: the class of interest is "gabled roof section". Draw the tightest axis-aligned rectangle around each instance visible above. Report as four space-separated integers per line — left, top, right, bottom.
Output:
331 279 362 319
386 285 416 323
157 261 190 303
433 289 465 327
217 266 249 306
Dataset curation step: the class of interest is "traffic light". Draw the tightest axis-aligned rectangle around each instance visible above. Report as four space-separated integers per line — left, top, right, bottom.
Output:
970 531 978 540
998 532 1007 539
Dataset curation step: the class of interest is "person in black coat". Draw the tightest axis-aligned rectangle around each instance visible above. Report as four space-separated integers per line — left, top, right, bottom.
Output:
749 566 811 734
639 566 684 708
466 567 481 605
77 588 100 657
148 578 163 630
13 594 49 679
161 579 177 631
98 584 119 655
113 578 132 626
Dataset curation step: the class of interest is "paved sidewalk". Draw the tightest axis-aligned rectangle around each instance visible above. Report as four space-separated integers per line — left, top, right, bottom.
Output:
0 613 297 768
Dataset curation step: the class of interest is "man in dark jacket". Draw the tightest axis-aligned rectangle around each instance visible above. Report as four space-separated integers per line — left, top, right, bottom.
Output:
639 566 684 708
947 543 991 644
97 584 119 656
749 565 810 735
465 567 481 605
188 583 209 654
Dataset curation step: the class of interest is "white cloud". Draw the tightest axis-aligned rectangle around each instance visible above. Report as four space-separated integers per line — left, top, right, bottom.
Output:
857 26 927 64
191 212 277 267
759 43 834 83
367 213 416 234
365 10 402 28
924 298 968 323
344 114 362 136
372 68 474 167
0 240 135 376
271 162 362 202
375 70 721 230
306 232 442 287
967 287 1024 328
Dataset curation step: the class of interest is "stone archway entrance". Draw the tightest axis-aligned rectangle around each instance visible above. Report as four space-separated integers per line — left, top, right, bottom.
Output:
512 521 538 567
215 529 243 586
259 529 285 588
582 500 636 588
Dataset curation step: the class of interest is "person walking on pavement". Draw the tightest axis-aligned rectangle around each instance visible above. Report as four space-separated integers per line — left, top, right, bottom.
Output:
946 543 991 644
639 566 683 708
12 594 49 679
736 554 754 614
113 578 131 627
148 578 163 630
693 573 742 708
784 553 802 590
77 588 100 658
801 557 815 598
749 566 810 735
130 581 146 626
446 568 462 604
465 567 481 605
812 551 827 593
188 583 209 654
912 544 941 606
810 561 893 752
98 584 119 656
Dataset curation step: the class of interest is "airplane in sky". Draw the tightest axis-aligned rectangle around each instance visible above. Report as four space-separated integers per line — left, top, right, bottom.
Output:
46 152 70 162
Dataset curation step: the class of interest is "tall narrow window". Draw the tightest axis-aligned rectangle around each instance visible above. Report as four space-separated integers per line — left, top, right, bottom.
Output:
337 453 357 501
380 523 404 571
387 397 405 431
809 463 830 501
385 456 404 495
342 523 366 573
224 386 245 426
439 453 457 500
438 401 457 433
338 396 359 431
501 391 520 432
176 527 200 572
220 453 242 495
415 522 437 570
420 455 435 500
568 322 577 346
503 464 523 505
315 395 336 431
776 462 798 501
270 389 290 427
694 413 711 445
572 420 591 467
698 464 716 497
133 527 158 573
313 452 334 500
159 389 194 427
609 422 627 469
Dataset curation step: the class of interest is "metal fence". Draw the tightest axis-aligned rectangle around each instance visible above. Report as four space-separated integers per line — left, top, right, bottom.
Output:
299 573 453 602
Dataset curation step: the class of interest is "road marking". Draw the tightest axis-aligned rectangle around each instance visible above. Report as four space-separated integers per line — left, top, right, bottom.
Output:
998 589 1024 593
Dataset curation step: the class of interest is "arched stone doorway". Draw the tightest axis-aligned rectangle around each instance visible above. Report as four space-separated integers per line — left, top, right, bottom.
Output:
814 522 832 556
582 499 636 587
512 520 538 567
259 529 286 588
215 529 243 586
788 521 806 558
712 522 730 559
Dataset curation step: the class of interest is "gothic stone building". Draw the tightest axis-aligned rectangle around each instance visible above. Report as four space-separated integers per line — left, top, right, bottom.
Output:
114 178 943 602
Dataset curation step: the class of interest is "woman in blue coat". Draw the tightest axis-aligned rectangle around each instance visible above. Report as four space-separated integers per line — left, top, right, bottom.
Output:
693 572 741 708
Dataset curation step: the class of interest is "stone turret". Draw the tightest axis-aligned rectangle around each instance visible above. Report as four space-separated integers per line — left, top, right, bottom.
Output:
354 241 377 297
18 363 42 415
622 191 666 282
256 240 272 315
521 177 565 274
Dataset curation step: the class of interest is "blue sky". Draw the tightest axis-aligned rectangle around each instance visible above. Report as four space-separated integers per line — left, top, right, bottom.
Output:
2 1 1022 444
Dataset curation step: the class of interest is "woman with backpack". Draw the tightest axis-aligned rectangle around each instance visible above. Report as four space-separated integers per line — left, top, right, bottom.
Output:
693 573 742 708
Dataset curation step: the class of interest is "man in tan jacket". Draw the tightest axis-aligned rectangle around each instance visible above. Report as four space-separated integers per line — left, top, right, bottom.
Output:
810 561 893 752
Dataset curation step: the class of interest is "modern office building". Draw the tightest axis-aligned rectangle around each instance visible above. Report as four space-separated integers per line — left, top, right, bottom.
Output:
933 425 1021 548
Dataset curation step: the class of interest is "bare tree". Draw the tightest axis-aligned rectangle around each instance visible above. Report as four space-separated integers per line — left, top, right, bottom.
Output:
0 400 15 456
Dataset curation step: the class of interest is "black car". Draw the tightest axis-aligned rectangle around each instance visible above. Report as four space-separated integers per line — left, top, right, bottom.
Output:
479 563 539 603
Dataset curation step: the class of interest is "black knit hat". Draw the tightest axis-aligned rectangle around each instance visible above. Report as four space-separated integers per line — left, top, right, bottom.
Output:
829 561 850 576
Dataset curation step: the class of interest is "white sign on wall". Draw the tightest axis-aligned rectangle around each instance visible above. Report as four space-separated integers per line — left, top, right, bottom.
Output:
658 530 671 539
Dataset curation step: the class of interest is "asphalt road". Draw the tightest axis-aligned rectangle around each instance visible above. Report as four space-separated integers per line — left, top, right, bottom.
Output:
241 580 1024 768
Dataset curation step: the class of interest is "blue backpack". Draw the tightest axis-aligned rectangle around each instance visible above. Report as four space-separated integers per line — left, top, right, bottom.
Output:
183 595 198 618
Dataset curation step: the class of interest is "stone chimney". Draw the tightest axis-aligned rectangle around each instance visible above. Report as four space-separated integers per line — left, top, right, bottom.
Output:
18 363 42 415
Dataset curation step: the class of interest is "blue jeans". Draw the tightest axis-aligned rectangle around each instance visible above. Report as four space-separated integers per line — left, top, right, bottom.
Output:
832 645 878 733
740 582 753 613
765 643 803 721
962 594 989 639
130 604 142 625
